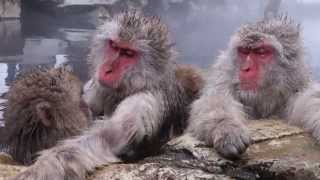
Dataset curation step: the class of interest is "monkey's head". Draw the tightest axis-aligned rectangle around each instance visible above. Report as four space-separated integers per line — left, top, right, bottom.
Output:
229 16 309 96
4 68 90 164
89 11 175 92
6 68 89 128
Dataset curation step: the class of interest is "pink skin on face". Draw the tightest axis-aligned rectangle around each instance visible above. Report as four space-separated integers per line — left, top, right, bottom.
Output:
237 43 274 90
99 39 140 88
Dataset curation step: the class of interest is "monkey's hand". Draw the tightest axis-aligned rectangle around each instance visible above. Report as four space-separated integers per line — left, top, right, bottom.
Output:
188 116 252 159
10 123 122 180
187 96 252 159
10 146 119 180
10 152 88 180
211 119 252 159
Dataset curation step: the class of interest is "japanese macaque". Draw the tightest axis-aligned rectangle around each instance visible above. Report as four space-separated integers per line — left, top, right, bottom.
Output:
187 16 320 159
12 11 201 180
4 68 90 165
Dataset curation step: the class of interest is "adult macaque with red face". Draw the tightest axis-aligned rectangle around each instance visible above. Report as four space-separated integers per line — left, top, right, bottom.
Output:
98 40 139 88
187 16 320 159
11 11 202 180
237 43 274 90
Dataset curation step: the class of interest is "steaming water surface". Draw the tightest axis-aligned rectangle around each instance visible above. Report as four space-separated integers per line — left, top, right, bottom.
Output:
0 0 320 126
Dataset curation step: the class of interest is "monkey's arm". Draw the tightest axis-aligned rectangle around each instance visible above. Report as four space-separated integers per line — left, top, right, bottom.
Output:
12 91 166 180
186 93 251 158
186 60 251 158
285 83 320 141
83 78 106 116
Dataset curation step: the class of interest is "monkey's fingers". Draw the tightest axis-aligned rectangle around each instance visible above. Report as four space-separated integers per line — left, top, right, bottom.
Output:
213 125 252 159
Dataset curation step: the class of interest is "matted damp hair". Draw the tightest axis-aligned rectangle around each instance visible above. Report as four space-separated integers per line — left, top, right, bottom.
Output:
237 15 302 61
115 10 175 60
8 67 78 105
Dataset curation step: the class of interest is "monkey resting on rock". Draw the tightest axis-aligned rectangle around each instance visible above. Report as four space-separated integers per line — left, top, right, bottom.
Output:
4 67 91 165
11 11 203 180
187 16 320 159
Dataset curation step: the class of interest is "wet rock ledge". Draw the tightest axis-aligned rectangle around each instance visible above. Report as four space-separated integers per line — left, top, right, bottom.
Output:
1 120 320 180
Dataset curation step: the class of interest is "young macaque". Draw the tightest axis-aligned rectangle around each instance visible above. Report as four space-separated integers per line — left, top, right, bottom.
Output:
187 16 320 159
4 67 90 165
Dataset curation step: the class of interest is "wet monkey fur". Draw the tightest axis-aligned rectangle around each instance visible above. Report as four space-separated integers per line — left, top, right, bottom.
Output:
187 16 320 159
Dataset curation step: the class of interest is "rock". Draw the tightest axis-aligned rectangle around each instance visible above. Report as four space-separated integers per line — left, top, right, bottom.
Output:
89 163 231 180
61 0 120 6
23 0 150 27
248 119 304 142
0 164 25 180
0 153 15 165
0 20 23 61
22 38 68 64
1 120 320 180
0 0 21 19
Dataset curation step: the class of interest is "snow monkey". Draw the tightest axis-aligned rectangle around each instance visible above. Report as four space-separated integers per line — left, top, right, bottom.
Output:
4 67 91 165
11 11 202 180
187 16 320 159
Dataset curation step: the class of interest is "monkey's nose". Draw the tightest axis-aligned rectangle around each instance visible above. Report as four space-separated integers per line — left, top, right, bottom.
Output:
106 69 112 74
105 66 113 74
241 64 251 72
241 59 253 72
242 67 251 73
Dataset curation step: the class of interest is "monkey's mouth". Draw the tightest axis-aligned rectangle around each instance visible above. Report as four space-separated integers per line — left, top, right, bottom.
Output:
106 69 113 74
98 61 124 88
240 81 259 91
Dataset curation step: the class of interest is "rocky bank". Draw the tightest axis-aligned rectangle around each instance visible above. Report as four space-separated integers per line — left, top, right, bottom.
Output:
1 120 320 180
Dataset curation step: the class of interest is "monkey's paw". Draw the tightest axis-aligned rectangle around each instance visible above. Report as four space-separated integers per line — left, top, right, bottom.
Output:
212 122 252 159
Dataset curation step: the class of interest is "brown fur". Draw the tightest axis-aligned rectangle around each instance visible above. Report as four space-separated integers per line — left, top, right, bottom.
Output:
175 64 204 101
4 68 90 165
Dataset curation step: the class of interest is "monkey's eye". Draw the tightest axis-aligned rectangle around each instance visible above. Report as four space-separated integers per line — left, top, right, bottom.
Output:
237 47 250 55
254 47 272 56
109 40 119 51
121 49 136 58
254 48 267 55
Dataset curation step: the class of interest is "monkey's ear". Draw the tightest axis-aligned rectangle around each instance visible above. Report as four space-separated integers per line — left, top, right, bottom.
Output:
35 102 52 127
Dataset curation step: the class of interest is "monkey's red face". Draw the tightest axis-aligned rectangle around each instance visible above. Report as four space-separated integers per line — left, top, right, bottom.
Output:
99 39 140 88
237 43 274 91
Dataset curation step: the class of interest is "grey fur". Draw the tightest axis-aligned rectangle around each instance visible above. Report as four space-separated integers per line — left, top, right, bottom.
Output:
12 11 192 180
187 16 318 159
